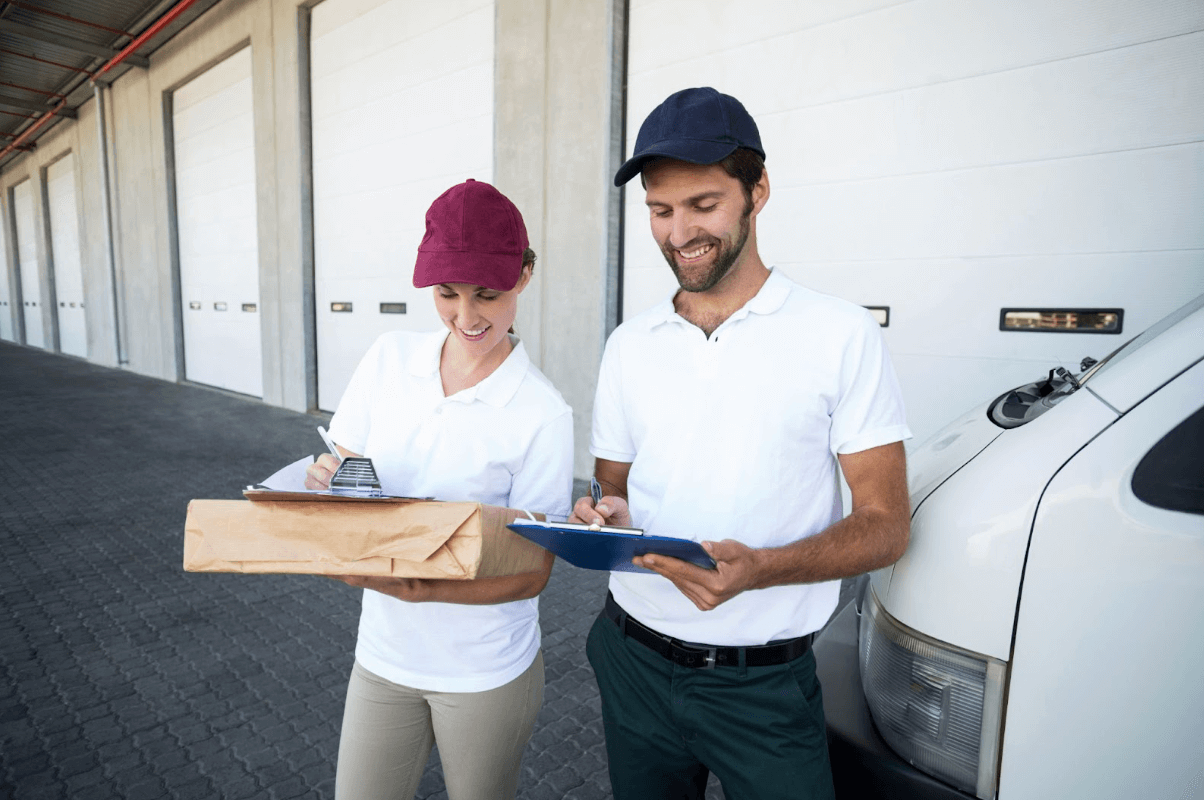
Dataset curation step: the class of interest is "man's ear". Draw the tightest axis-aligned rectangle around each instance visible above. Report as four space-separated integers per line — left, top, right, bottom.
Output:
750 167 771 217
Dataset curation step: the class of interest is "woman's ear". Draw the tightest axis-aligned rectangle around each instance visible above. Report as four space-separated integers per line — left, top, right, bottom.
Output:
514 263 534 293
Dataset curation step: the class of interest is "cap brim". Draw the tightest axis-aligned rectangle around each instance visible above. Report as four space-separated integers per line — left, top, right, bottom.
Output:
613 139 743 186
413 250 521 291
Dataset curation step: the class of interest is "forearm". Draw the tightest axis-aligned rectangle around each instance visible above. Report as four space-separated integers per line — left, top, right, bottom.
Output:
341 551 556 605
750 505 910 589
419 562 553 605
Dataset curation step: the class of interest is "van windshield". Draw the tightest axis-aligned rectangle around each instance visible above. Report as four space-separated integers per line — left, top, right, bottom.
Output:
1079 294 1204 387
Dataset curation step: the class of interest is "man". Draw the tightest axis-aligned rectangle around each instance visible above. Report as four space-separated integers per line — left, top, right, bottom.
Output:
569 87 912 799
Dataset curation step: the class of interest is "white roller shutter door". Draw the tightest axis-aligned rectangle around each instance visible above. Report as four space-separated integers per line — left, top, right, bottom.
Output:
310 0 495 412
12 179 43 349
47 154 87 359
623 0 1204 445
173 47 263 397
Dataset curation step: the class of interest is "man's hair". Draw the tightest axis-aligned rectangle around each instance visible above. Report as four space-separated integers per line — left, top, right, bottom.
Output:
717 147 765 212
639 148 765 212
522 247 536 273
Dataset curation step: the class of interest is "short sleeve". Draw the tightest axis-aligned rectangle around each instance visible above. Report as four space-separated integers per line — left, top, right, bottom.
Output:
327 336 385 456
590 334 636 463
509 410 574 521
830 311 912 455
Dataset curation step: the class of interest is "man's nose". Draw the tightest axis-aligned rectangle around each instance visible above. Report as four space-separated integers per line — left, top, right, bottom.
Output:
669 212 696 248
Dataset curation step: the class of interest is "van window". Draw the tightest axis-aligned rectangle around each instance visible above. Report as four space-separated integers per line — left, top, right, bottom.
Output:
1131 405 1204 515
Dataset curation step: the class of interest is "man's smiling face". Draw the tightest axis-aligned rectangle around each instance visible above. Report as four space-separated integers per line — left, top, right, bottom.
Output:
644 159 754 294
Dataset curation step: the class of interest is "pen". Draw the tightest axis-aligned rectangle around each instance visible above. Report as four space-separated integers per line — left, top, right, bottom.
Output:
317 426 344 464
590 477 603 506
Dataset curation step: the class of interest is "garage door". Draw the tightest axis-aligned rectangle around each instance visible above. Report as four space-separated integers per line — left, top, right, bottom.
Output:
47 154 87 358
0 195 11 341
12 179 43 349
173 46 263 397
623 0 1204 445
310 0 495 411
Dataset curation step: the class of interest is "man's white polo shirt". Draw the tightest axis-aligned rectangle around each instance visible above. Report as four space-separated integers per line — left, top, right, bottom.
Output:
591 269 910 646
329 329 573 692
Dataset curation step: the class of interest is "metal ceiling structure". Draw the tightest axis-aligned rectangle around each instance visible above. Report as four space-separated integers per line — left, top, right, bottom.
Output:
0 0 224 172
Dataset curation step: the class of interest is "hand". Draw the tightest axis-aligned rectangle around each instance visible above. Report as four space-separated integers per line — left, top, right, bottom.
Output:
634 539 764 611
304 453 341 490
331 574 431 602
568 494 632 528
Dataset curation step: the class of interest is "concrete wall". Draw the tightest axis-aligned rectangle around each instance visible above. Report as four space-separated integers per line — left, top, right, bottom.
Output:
0 0 615 479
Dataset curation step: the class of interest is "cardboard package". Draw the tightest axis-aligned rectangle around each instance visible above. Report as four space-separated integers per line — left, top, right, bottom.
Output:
183 493 547 579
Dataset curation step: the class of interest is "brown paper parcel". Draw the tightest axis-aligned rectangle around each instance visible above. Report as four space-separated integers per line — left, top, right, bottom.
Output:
183 497 547 579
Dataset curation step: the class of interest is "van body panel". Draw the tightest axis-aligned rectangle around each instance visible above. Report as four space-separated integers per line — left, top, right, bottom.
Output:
885 388 1117 660
999 361 1204 799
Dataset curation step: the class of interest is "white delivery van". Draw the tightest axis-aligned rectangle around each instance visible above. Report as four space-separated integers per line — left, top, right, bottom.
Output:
814 294 1204 800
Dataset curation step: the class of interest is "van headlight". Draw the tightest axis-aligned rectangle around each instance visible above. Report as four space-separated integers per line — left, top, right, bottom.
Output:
859 587 1006 799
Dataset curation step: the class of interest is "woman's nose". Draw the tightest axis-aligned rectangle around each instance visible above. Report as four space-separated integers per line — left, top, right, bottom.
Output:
455 295 477 320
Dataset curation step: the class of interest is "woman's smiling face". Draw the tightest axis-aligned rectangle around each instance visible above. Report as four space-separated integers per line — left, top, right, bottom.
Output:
433 265 531 362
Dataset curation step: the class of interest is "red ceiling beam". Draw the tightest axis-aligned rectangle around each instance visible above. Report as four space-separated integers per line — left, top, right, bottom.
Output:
93 0 205 84
0 46 96 75
0 80 66 99
0 0 205 166
4 1 135 38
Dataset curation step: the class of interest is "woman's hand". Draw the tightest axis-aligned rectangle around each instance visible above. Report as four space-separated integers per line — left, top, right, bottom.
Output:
330 551 555 605
305 452 343 490
331 575 432 602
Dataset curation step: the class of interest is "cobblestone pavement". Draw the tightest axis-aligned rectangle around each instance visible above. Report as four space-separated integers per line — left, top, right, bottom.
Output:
0 343 697 800
1 342 850 799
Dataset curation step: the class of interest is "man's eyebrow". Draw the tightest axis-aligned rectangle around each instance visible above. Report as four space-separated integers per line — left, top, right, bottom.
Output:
645 190 726 207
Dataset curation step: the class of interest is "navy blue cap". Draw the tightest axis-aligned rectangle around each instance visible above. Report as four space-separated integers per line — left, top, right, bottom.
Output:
614 87 765 186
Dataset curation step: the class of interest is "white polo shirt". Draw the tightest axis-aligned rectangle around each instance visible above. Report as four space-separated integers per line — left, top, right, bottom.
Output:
328 330 573 692
591 269 910 646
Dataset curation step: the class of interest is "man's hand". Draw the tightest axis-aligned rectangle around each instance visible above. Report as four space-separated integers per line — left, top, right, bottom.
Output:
331 575 431 602
568 494 633 528
634 539 764 611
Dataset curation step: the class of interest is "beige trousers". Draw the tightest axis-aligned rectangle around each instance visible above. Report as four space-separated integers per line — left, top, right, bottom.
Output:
334 652 544 800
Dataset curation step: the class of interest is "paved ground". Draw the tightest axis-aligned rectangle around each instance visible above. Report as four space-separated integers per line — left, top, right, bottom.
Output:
0 343 678 799
0 342 851 799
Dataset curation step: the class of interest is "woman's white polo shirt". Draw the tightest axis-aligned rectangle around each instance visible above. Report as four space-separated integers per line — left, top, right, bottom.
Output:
328 329 573 693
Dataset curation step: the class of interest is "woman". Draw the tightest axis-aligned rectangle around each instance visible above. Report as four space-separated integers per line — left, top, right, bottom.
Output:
305 179 573 800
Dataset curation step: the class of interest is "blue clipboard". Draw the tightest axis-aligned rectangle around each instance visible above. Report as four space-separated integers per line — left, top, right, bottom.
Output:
507 521 717 573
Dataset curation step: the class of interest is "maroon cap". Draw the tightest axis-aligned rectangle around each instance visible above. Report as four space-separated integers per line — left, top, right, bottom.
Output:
413 179 530 291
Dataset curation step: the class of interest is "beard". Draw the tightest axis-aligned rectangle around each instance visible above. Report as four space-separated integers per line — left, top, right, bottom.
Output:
660 202 752 294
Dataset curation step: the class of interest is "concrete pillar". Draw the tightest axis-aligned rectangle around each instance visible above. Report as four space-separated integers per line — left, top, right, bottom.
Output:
268 0 318 413
495 0 623 479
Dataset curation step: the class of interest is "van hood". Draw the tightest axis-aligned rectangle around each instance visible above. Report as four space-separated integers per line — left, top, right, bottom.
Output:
873 387 1118 660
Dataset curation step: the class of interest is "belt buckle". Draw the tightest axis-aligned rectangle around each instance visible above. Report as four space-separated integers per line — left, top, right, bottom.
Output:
702 647 717 669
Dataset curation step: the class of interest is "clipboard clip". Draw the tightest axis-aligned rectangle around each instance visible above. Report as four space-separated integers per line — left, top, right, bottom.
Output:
329 457 384 497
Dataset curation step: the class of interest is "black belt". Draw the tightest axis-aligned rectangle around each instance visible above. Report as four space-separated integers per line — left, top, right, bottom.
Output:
602 592 813 669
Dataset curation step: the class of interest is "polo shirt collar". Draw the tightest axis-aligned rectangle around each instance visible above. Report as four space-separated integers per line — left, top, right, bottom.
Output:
408 330 529 407
645 267 792 331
